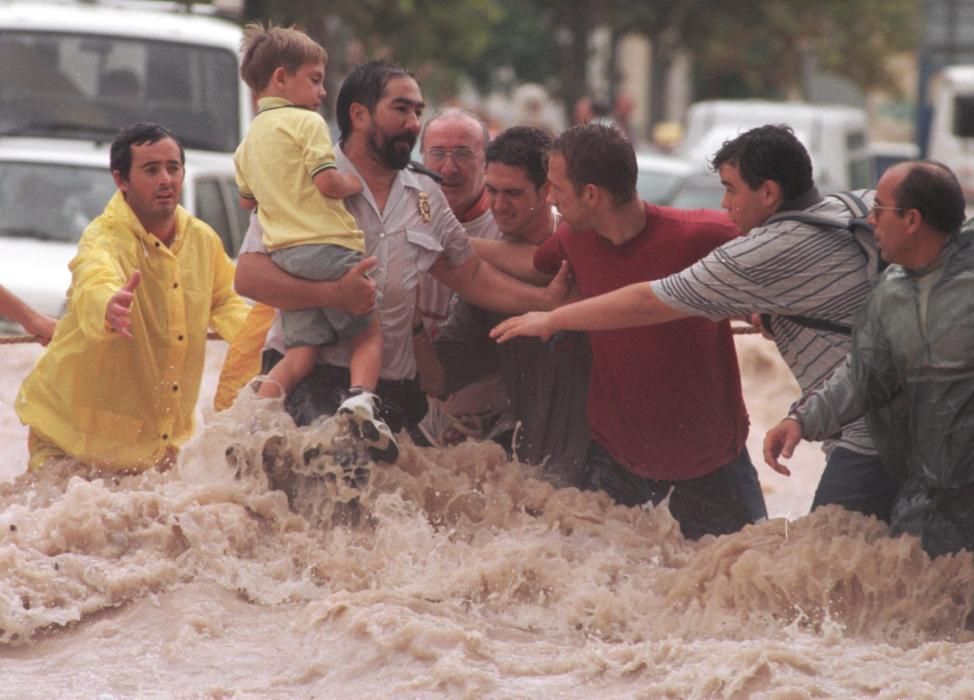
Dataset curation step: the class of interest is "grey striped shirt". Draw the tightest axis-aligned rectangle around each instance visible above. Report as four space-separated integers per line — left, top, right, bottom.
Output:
651 192 877 455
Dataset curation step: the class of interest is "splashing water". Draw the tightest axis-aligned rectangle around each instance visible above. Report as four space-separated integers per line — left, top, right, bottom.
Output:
2 339 974 698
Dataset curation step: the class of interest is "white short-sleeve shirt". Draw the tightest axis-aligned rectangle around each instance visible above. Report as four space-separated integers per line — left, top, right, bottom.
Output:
241 147 474 380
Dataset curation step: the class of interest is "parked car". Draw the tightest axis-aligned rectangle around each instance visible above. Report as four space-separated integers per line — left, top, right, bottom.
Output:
636 150 727 211
0 137 246 321
0 1 251 330
636 151 698 205
0 0 251 153
679 99 874 192
927 65 974 201
668 170 725 211
868 140 919 178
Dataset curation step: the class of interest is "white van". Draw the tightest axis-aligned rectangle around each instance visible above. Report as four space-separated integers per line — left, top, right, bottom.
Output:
0 0 250 325
0 0 251 152
926 65 974 202
678 99 874 192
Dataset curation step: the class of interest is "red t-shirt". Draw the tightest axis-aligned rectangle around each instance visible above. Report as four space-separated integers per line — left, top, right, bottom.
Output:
534 203 749 481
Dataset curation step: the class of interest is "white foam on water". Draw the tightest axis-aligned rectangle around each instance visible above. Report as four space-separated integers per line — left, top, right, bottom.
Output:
1 338 973 698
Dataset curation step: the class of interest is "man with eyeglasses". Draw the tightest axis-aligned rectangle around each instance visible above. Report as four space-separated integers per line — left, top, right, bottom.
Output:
493 124 897 522
417 108 501 332
764 161 974 557
424 126 592 484
412 108 509 447
232 61 570 450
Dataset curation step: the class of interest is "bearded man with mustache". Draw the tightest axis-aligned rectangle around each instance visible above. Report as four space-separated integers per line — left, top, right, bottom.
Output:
231 61 571 441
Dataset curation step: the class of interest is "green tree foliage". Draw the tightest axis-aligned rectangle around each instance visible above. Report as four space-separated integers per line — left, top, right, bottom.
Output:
242 0 503 102
673 0 921 99
240 0 920 111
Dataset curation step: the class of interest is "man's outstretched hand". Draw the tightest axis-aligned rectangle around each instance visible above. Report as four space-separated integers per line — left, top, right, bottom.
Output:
491 311 557 343
763 418 803 476
106 270 142 339
24 311 56 346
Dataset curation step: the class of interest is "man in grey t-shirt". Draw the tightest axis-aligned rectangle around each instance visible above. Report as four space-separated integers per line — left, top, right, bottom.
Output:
493 125 898 521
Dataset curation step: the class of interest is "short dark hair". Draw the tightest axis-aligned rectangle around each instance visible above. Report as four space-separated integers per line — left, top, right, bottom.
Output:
110 123 184 179
239 22 327 93
552 123 637 205
485 126 552 190
710 124 814 202
894 161 966 234
336 60 414 143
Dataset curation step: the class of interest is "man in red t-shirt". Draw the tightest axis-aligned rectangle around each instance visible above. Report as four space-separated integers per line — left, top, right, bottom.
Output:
496 123 762 538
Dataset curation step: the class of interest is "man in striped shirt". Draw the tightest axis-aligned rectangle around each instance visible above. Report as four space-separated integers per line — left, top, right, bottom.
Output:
493 125 897 521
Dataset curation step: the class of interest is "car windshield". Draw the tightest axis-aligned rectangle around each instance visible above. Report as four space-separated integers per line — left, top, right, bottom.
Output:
0 30 239 152
636 167 687 205
669 175 725 211
0 162 116 242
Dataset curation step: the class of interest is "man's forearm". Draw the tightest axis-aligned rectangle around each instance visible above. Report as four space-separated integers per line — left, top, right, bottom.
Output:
235 253 324 309
0 285 43 328
547 282 688 332
470 238 550 285
235 252 357 311
791 356 866 440
433 255 553 314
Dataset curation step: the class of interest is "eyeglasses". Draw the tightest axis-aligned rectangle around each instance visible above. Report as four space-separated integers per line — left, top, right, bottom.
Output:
425 147 479 165
871 204 903 216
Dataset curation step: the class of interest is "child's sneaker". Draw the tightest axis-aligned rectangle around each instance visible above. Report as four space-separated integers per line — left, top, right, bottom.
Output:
336 391 400 463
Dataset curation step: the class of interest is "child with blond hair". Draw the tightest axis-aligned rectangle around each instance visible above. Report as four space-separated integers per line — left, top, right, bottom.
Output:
235 23 397 462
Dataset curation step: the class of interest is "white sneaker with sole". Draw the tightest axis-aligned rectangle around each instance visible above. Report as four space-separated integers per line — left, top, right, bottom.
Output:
336 391 400 463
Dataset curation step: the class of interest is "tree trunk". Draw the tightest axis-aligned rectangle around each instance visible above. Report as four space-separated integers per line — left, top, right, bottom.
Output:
561 0 593 126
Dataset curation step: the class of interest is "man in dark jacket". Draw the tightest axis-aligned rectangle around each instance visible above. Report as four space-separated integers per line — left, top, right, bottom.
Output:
765 161 974 557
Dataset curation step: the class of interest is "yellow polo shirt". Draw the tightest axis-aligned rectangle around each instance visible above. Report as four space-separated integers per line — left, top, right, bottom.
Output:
16 191 249 471
234 96 364 252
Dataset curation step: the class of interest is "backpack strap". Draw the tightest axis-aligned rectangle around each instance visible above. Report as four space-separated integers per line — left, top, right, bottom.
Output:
765 210 851 229
766 191 871 229
759 312 852 336
760 191 874 338
828 190 870 218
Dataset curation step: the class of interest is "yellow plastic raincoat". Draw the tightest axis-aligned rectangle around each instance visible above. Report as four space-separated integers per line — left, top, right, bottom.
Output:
16 191 249 470
213 301 275 410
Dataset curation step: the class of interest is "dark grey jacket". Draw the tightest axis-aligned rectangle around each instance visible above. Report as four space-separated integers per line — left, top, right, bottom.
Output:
795 229 974 555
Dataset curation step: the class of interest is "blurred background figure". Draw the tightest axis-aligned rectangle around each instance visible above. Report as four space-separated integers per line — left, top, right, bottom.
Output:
99 68 142 101
573 94 626 138
651 121 684 154
573 96 593 125
613 92 638 143
510 83 562 135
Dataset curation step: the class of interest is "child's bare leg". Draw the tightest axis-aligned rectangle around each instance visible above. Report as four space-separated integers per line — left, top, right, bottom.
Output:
348 316 382 392
257 345 318 398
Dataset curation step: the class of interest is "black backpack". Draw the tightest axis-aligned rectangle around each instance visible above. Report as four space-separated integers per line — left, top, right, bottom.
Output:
760 190 884 337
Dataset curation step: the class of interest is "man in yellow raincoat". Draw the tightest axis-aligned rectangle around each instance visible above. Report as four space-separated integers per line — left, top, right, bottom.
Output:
16 123 249 472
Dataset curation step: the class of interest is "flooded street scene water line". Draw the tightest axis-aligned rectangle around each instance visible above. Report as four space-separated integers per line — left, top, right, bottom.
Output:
2 339 973 698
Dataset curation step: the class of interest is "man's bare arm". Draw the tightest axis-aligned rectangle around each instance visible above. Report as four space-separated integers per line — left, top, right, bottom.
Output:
470 238 551 285
0 284 57 344
430 253 570 315
235 252 377 315
491 281 689 342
